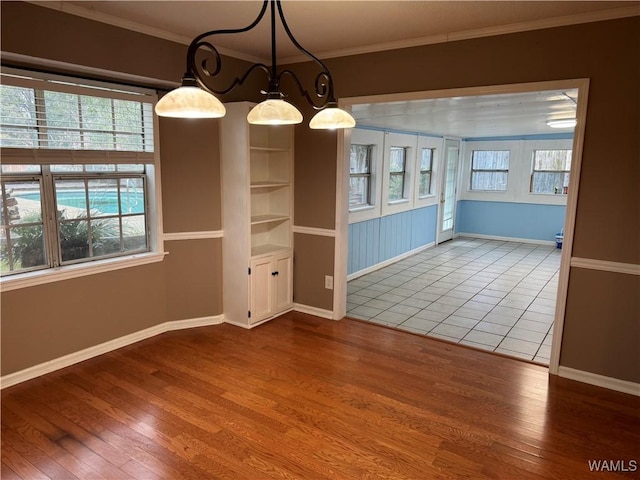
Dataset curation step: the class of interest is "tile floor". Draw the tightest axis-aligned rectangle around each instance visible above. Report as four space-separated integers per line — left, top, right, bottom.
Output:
347 238 561 364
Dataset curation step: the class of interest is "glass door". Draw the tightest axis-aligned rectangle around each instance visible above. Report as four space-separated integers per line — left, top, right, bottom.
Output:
438 139 460 243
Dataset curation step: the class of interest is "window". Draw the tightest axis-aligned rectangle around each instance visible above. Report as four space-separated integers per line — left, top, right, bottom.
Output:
0 69 157 279
1 164 148 275
470 150 509 191
531 149 572 194
388 147 407 201
349 144 372 209
418 148 434 197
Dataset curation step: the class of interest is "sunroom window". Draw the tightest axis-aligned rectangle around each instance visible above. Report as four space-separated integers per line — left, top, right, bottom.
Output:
388 146 407 201
349 144 373 209
418 148 434 197
0 69 158 278
470 150 510 191
531 149 572 194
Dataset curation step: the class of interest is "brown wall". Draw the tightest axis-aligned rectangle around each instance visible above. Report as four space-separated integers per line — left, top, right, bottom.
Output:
293 233 335 311
561 269 639 383
1 263 166 374
289 17 640 382
159 117 222 233
164 239 223 322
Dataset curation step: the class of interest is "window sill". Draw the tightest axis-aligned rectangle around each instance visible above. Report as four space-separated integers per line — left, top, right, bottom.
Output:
529 192 568 196
349 205 376 213
0 251 168 292
388 199 410 205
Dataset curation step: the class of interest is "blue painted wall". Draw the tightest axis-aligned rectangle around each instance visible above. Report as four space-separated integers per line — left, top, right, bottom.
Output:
348 205 437 275
455 200 566 242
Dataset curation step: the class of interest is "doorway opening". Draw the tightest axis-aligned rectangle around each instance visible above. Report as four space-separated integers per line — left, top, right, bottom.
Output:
335 80 589 373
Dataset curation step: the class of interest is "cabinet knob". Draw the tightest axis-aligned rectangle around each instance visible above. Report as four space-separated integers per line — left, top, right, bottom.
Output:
272 271 279 276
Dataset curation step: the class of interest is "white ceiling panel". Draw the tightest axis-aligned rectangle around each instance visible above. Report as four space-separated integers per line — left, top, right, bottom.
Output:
351 89 579 137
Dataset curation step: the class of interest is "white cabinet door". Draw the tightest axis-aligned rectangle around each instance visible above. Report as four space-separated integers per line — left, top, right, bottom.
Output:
249 257 274 324
273 252 293 314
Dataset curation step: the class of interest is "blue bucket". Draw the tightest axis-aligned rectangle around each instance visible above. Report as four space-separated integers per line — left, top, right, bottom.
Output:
555 233 563 249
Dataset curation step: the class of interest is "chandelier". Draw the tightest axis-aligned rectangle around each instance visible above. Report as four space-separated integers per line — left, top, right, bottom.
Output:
155 0 356 129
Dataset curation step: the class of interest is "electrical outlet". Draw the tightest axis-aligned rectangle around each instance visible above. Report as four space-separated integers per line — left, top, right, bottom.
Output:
324 275 334 290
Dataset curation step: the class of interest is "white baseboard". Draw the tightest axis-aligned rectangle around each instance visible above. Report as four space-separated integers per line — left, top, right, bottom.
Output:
557 366 640 396
457 233 557 246
0 314 224 390
457 233 556 246
293 303 336 320
347 242 436 281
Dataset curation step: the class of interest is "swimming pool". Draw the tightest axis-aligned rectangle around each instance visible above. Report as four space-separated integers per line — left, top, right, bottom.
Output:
16 191 145 215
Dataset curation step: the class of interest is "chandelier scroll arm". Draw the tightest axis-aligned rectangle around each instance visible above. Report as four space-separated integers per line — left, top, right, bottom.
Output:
182 0 270 94
211 63 272 96
277 69 332 110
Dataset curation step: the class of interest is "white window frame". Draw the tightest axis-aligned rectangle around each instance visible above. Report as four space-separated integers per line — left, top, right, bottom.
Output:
460 139 570 206
349 144 373 209
414 136 442 208
381 132 417 216
460 140 517 202
0 68 164 292
524 139 573 205
469 150 510 192
348 129 384 224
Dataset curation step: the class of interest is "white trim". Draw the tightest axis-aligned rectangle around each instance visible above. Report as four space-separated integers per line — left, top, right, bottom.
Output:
557 366 640 397
0 251 168 292
284 7 640 63
0 314 224 389
163 230 224 241
292 225 336 237
344 80 591 107
223 308 293 329
457 233 556 247
164 315 224 331
570 257 640 276
447 6 640 43
549 79 590 376
333 125 350 321
294 303 336 320
347 242 435 281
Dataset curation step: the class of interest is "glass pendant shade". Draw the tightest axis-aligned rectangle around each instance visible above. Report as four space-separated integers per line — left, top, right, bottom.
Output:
155 86 226 118
247 99 303 125
309 107 356 130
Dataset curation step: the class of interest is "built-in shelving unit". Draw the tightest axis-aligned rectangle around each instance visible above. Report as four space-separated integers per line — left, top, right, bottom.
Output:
220 102 294 328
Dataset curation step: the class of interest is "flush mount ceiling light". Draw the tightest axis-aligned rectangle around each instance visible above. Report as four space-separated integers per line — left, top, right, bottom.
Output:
155 0 355 129
546 118 577 129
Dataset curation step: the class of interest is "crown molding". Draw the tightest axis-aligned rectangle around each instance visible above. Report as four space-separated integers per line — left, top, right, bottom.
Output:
26 1 640 65
25 0 268 64
282 5 640 63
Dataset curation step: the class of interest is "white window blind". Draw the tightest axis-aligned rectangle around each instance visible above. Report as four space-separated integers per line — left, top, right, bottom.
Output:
0 69 156 164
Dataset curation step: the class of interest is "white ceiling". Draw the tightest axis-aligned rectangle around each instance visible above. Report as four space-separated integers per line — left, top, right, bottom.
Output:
353 89 579 137
32 1 636 137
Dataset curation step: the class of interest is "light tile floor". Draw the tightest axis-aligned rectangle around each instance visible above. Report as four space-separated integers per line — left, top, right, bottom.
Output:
347 238 560 364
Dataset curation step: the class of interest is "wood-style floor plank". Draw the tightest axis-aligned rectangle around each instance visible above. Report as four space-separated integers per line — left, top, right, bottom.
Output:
2 312 639 479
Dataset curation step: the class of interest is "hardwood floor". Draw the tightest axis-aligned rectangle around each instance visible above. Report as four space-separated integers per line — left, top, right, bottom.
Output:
2 312 638 479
